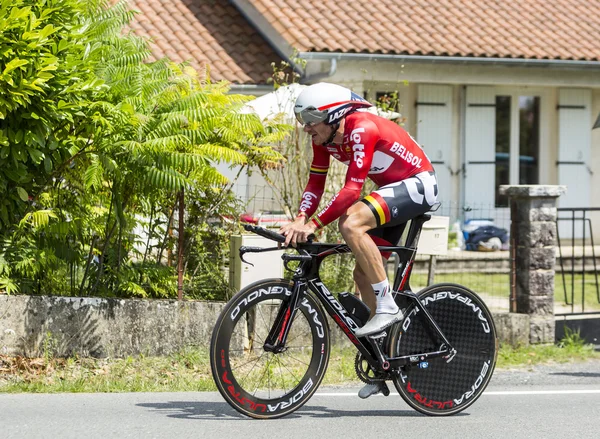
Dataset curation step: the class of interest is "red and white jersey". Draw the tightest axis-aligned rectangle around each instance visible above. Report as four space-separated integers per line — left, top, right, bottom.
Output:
299 111 434 228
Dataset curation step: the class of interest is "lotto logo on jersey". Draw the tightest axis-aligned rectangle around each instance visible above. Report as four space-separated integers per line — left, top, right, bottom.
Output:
390 142 422 168
300 191 318 211
350 127 366 168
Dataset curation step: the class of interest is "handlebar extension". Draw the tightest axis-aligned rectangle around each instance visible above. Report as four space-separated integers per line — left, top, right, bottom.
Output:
243 224 286 243
242 223 315 243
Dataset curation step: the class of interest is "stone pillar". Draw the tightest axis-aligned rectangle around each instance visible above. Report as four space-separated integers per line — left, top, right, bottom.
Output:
499 185 567 344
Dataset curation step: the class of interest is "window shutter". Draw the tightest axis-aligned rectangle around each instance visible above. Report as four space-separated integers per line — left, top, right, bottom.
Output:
557 88 592 238
416 84 453 202
464 86 496 208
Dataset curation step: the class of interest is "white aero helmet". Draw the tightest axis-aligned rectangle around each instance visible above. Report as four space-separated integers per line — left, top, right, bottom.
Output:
294 82 372 126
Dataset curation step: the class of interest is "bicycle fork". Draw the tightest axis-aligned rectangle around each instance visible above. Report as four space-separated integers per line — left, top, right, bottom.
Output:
262 281 306 353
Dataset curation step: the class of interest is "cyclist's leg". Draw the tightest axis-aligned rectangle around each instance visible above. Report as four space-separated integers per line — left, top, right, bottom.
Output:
339 203 402 337
354 223 405 318
345 171 438 336
353 226 406 399
353 253 388 319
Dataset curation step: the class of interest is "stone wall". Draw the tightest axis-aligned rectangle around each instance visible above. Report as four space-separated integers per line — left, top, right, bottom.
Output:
0 295 529 358
0 295 224 357
500 185 566 344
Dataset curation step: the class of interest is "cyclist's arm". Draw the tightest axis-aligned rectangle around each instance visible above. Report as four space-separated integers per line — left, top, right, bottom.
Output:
311 120 377 229
297 144 330 220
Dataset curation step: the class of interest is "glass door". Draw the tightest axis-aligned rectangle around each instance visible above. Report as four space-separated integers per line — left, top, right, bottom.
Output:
494 94 541 206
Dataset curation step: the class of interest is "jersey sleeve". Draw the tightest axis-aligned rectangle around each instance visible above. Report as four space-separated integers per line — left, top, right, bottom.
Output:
298 144 330 219
312 119 378 229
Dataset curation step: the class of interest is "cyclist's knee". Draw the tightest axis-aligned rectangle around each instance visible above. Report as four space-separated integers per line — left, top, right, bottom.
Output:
339 210 370 239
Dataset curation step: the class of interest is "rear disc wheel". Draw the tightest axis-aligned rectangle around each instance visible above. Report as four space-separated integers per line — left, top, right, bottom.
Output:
389 283 498 416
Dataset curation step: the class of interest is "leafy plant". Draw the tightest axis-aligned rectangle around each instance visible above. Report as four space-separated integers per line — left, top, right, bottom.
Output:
0 0 108 230
0 0 289 299
558 326 585 349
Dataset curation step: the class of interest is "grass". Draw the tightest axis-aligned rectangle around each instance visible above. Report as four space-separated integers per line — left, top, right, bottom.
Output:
1 337 599 394
0 348 215 393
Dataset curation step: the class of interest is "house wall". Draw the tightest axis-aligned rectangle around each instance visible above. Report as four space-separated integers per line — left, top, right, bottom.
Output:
231 60 600 238
319 60 600 237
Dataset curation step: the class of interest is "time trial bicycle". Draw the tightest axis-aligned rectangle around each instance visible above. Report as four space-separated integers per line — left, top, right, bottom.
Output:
210 214 498 419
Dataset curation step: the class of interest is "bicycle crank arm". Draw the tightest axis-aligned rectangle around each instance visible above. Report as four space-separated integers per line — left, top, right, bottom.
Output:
368 336 391 371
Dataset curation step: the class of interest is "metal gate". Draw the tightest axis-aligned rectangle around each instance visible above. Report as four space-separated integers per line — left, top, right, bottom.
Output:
555 207 600 346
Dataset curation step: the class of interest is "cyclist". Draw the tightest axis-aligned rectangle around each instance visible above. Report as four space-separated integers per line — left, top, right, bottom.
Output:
279 82 438 398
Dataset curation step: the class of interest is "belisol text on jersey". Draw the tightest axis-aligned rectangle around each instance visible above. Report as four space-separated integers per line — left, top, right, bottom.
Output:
389 142 423 168
349 127 423 169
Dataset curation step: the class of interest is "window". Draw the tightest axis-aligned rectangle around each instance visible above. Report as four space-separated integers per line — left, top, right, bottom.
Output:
494 95 540 207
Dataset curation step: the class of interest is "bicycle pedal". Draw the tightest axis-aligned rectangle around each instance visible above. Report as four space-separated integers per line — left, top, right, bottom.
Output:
368 331 387 340
381 382 390 397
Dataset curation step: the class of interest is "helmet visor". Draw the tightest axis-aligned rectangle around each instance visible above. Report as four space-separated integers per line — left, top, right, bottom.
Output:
295 107 328 126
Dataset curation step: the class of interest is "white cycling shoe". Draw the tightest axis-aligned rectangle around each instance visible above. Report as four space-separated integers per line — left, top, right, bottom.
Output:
354 308 404 338
358 381 389 399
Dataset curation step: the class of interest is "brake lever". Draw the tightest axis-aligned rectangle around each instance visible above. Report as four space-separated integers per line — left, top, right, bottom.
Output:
240 252 254 267
239 245 282 267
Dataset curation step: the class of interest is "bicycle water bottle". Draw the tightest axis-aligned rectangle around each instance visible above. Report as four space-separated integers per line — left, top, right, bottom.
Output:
338 292 371 326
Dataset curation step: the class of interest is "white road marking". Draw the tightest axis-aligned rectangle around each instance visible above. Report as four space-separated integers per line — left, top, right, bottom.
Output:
315 389 600 397
484 390 600 395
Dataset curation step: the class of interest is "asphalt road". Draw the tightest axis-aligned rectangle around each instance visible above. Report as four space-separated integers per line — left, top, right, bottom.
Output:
1 360 600 439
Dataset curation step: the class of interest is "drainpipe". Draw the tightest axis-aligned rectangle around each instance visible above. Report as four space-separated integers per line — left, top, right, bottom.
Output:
299 52 600 70
458 85 467 215
229 84 275 96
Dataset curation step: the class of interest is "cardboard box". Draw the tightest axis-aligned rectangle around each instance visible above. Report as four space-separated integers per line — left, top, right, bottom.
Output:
417 216 449 256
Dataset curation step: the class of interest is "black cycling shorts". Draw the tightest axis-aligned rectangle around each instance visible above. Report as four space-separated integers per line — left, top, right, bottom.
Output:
362 171 438 248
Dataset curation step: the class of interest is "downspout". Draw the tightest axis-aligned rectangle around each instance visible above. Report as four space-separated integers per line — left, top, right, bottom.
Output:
458 85 467 216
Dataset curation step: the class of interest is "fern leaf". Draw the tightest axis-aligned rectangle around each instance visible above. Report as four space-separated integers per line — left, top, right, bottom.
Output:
195 144 247 165
84 155 104 189
193 166 228 187
19 209 58 229
145 167 188 191
143 134 190 150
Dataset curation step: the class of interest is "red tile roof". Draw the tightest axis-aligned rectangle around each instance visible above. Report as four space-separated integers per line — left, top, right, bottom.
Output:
128 0 284 84
128 0 600 86
244 0 600 61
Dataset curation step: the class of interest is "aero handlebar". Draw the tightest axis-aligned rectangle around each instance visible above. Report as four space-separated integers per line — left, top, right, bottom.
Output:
242 223 315 243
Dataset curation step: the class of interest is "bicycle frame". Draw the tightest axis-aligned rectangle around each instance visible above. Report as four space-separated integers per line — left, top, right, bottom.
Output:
240 214 456 375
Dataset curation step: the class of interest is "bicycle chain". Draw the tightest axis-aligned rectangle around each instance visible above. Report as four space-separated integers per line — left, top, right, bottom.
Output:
354 352 388 384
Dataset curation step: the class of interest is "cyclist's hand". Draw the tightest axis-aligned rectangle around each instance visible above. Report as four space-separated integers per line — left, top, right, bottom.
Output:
280 220 316 247
279 216 305 236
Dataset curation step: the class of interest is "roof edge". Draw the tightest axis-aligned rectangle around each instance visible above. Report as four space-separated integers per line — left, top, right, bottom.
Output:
230 0 303 74
299 52 600 70
229 84 274 95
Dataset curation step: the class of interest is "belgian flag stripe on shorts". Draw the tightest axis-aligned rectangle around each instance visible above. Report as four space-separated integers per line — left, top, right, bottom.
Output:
363 193 390 226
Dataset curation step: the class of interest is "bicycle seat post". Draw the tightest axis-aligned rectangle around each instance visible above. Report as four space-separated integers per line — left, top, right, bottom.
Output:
391 214 432 293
